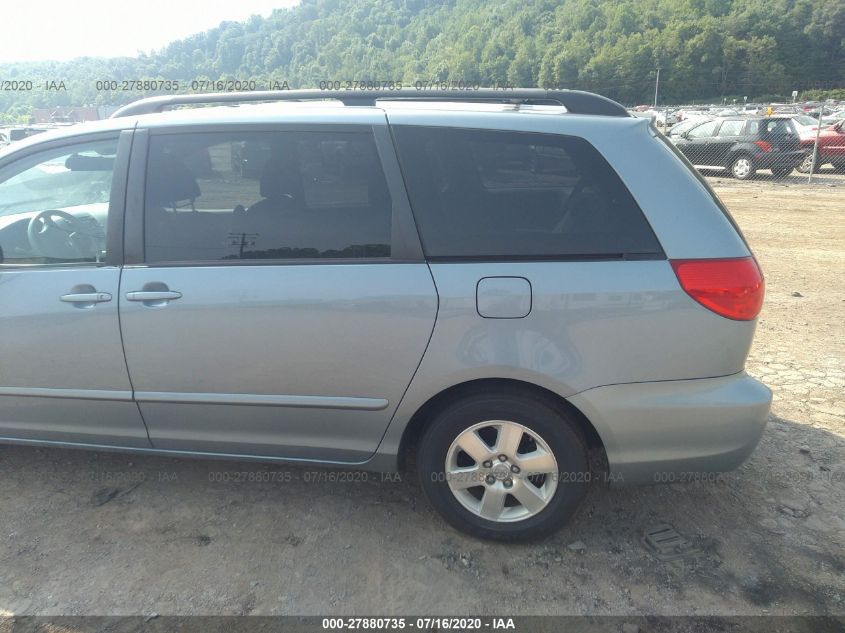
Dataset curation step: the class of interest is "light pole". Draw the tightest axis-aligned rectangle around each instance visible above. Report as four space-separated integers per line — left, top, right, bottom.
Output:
653 66 661 108
808 107 824 184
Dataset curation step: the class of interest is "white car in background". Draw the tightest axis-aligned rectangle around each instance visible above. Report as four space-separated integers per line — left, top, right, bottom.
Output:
678 109 710 121
821 109 845 125
791 115 824 134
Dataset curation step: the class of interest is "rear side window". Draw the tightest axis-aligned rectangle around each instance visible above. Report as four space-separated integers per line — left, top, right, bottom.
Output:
392 127 661 259
717 120 745 137
687 120 719 139
143 130 391 263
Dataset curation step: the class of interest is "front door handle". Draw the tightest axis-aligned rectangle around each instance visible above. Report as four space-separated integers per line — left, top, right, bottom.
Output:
125 290 182 302
60 292 112 303
60 285 112 309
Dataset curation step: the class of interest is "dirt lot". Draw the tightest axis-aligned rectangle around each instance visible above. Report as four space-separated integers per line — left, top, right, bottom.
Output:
0 175 843 618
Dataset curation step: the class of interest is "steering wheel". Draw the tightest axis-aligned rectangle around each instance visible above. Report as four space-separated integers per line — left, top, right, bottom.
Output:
27 209 96 260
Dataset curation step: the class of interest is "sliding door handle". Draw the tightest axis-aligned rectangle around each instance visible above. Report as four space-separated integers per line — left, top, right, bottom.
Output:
126 290 182 302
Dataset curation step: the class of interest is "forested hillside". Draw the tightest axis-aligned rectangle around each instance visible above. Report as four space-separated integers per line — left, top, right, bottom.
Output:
1 0 842 118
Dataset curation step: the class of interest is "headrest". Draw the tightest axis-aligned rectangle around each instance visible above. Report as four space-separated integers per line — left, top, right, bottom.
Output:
259 159 300 200
146 154 201 207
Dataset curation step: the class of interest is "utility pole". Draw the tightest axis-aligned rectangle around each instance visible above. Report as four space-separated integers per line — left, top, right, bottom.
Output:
228 232 258 258
653 66 661 108
808 107 824 184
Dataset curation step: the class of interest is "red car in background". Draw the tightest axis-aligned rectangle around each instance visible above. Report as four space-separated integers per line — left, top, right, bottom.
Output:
798 119 845 173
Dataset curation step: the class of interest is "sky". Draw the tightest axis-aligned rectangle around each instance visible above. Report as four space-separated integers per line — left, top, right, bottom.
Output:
0 0 299 63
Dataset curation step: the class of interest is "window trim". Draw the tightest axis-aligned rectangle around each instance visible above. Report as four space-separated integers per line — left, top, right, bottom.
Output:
389 124 666 262
125 123 424 267
0 129 131 270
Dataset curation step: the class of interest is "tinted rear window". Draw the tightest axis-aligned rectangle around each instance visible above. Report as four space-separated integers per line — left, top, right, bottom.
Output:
747 119 796 136
392 127 662 259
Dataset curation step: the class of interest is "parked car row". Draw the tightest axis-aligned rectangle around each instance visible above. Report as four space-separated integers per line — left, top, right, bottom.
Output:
632 99 843 131
0 126 51 147
653 103 845 178
666 115 809 179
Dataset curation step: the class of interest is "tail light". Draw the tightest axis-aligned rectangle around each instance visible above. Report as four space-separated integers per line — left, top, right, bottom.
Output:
671 257 764 321
754 140 772 152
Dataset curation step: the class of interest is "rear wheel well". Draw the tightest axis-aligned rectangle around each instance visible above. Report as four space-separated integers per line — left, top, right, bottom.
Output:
398 378 604 472
730 150 753 163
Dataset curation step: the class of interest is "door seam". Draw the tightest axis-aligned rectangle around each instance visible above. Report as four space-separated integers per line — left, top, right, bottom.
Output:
370 260 440 455
116 267 154 446
113 128 154 446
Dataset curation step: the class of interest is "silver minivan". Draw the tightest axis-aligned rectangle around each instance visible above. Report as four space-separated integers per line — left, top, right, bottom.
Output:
0 90 771 541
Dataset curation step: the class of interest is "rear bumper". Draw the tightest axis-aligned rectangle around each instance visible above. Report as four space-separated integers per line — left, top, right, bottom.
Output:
569 372 771 486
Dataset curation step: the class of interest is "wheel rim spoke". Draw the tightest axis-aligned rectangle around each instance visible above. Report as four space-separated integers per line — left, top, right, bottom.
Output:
478 487 507 520
495 423 523 456
510 480 547 514
455 430 494 463
446 466 481 491
514 449 556 475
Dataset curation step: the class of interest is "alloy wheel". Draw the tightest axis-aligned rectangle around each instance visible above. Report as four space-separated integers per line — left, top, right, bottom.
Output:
444 420 558 522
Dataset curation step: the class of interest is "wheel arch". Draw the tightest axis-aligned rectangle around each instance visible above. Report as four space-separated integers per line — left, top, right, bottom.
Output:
729 147 755 162
396 377 605 471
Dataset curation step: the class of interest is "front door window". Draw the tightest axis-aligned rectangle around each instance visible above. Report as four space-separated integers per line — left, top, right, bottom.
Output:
0 139 117 266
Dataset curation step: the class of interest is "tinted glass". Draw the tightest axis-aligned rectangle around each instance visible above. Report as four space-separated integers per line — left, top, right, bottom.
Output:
746 119 796 136
761 119 795 136
717 120 745 137
392 127 661 258
687 120 719 139
144 131 391 262
0 138 117 265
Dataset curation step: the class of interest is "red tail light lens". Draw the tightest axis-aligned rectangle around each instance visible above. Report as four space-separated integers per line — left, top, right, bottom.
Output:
754 140 772 152
671 257 764 321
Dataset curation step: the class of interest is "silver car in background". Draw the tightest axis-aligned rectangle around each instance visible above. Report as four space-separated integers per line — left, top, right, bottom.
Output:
0 89 771 541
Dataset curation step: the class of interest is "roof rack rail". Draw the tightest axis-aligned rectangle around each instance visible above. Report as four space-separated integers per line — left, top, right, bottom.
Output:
110 88 629 119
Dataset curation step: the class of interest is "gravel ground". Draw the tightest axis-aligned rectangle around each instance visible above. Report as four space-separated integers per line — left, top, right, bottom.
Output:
0 175 843 618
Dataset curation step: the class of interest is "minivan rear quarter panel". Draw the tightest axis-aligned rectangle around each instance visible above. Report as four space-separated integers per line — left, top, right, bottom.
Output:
375 110 762 471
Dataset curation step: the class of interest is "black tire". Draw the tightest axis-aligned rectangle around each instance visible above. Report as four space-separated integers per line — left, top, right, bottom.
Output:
771 166 793 178
416 391 589 542
730 154 755 180
833 162 845 174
